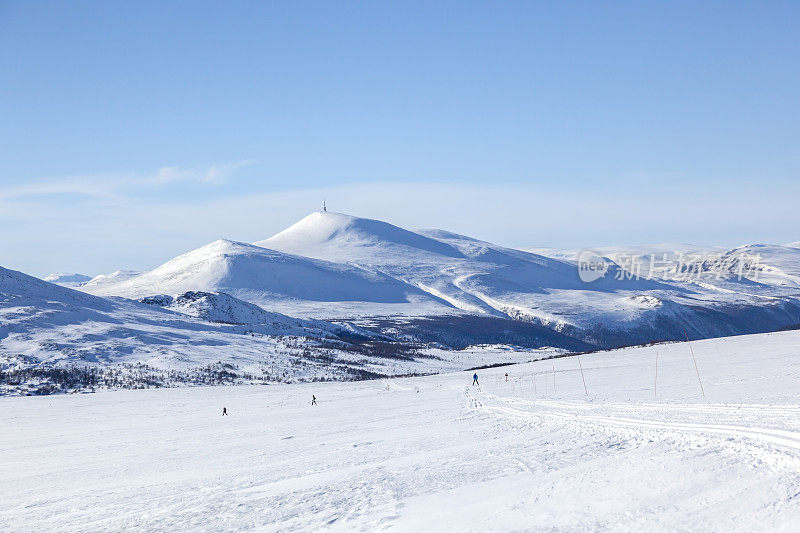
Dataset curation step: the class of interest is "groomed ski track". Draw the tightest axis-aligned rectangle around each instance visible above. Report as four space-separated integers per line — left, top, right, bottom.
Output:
469 391 800 453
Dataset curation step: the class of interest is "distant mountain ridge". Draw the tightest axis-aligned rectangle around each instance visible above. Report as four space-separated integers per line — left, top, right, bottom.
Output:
76 210 800 348
43 272 92 288
5 212 800 395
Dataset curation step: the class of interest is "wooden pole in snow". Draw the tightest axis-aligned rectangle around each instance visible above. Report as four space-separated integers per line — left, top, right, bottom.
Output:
552 364 556 396
577 355 588 396
654 350 659 398
533 372 537 395
684 331 705 397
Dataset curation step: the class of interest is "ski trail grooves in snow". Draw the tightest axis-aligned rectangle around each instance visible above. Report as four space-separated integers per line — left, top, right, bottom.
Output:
383 379 415 392
470 390 800 454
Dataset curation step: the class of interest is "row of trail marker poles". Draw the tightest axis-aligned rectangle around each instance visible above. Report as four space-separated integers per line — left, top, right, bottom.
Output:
685 330 705 397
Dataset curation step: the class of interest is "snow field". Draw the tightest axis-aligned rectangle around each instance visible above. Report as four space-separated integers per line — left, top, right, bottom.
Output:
3 330 800 531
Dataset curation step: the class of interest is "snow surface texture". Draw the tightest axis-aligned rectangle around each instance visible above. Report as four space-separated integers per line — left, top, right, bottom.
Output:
82 211 800 346
4 330 800 530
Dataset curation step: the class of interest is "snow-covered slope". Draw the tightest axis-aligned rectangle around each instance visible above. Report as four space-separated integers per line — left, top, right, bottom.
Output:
1 265 472 392
141 291 289 325
138 290 380 340
6 329 800 530
82 239 450 317
2 265 324 360
711 244 800 288
42 272 92 288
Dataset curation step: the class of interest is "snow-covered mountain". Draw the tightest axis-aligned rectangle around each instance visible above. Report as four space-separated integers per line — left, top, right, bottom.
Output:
1 265 457 394
138 290 380 340
711 244 800 288
2 265 361 357
5 212 800 394
42 272 92 288
255 213 800 344
255 212 669 320
141 291 288 325
82 269 141 290
81 210 800 348
530 243 800 286
82 238 450 317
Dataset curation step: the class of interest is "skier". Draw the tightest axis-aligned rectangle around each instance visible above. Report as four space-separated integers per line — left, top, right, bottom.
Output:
472 373 479 386
505 372 509 382
222 407 228 416
311 395 317 406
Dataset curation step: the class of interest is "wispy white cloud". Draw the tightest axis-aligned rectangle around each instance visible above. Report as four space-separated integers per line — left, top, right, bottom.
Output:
0 160 254 201
148 160 254 185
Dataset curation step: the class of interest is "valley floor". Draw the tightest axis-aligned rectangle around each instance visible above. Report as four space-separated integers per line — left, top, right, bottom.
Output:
4 330 800 531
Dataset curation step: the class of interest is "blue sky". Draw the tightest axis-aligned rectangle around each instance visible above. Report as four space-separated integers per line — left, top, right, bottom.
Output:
1 1 799 276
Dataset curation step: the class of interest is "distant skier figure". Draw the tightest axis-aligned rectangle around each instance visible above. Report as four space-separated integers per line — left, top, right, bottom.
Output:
472 373 479 386
505 372 509 382
222 407 228 416
311 395 317 406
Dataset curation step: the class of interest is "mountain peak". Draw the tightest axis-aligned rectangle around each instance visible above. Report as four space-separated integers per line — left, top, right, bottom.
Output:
255 211 464 258
259 211 369 246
